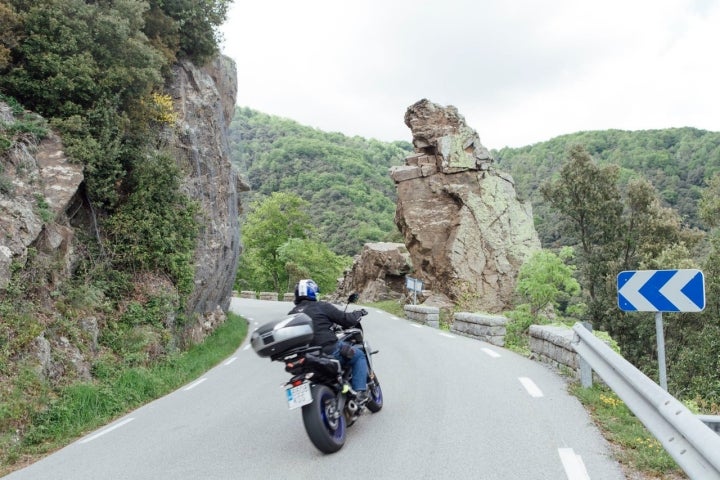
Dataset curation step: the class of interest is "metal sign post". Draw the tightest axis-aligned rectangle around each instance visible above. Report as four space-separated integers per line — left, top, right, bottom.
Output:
617 269 705 391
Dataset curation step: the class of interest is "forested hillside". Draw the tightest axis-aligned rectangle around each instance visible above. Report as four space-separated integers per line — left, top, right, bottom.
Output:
494 128 720 245
228 107 413 256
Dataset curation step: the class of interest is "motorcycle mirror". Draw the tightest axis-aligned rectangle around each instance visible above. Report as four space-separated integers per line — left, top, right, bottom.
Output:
347 293 359 304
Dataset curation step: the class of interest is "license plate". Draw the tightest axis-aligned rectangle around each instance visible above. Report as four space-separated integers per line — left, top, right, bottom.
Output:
286 382 312 409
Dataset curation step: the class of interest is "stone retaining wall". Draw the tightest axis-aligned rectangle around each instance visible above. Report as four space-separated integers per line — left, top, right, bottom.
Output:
240 291 256 299
403 305 440 327
528 325 579 373
451 312 507 347
258 291 278 301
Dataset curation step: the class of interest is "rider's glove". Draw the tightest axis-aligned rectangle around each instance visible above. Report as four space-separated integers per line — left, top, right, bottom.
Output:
359 308 368 316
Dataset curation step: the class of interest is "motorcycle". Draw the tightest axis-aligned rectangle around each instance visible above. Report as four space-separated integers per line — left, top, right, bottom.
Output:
250 293 383 453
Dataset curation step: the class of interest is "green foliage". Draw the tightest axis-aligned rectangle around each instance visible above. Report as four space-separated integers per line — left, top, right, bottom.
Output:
699 173 720 228
229 107 411 256
33 193 53 223
516 247 580 315
504 304 535 353
495 128 720 245
278 238 352 295
238 192 314 292
147 0 230 63
540 146 624 324
237 192 354 295
105 153 199 294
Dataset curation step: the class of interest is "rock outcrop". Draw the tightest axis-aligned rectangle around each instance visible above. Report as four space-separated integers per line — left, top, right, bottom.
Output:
391 99 540 313
333 242 412 302
167 56 249 322
0 103 84 291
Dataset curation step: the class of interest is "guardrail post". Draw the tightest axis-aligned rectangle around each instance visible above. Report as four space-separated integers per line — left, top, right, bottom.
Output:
579 321 593 388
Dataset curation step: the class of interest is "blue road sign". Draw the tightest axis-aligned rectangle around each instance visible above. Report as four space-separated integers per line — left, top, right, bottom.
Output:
617 269 705 312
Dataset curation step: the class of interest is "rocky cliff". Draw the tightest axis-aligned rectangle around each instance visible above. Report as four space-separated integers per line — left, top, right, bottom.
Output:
167 56 248 339
391 99 540 312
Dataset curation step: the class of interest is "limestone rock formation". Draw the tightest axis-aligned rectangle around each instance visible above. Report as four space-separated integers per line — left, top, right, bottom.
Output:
391 99 541 313
333 242 412 302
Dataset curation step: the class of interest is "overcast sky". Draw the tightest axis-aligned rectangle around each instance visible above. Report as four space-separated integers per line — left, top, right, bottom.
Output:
219 0 720 150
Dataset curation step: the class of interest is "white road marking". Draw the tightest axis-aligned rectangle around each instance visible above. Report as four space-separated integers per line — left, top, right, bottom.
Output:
410 324 422 329
481 347 501 358
519 377 544 398
558 448 591 480
438 332 455 338
79 418 135 444
183 378 207 391
243 344 251 351
224 356 238 365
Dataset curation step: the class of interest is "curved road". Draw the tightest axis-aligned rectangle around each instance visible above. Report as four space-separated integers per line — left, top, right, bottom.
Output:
5 298 624 479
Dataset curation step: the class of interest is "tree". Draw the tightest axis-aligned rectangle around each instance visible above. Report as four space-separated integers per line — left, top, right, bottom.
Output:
540 145 624 324
541 145 705 374
278 238 351 295
238 192 314 292
516 247 581 316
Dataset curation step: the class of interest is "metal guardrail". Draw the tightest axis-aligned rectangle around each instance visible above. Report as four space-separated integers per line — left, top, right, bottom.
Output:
571 322 720 480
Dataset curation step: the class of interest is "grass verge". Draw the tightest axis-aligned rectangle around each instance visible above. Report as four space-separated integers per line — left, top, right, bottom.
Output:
1 312 248 476
570 384 686 478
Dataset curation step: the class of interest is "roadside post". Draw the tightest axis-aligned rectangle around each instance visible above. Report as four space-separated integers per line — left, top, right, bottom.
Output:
617 269 705 390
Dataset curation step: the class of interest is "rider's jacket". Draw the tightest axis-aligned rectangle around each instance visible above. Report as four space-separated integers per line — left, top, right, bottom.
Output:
289 300 363 352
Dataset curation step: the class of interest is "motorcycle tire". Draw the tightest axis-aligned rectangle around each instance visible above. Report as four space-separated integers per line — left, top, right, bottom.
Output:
301 384 346 453
366 374 383 413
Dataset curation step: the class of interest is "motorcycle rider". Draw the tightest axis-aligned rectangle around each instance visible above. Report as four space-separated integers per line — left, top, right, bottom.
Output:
289 279 370 403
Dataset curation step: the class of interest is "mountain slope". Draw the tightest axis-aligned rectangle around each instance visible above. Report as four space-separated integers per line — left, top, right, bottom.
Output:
228 107 413 256
494 127 720 245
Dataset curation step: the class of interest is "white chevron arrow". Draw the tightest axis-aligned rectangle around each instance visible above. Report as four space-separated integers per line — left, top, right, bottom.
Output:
659 270 702 311
618 270 656 311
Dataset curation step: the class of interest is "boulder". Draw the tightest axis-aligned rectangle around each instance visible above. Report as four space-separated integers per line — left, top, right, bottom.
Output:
334 242 412 302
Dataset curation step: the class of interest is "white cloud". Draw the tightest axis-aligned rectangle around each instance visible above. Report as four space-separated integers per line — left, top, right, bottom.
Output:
219 0 720 149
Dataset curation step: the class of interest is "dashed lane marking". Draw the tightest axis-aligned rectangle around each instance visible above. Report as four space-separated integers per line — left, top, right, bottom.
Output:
79 418 135 444
558 448 591 480
481 347 501 358
183 378 207 391
518 376 544 398
224 356 238 365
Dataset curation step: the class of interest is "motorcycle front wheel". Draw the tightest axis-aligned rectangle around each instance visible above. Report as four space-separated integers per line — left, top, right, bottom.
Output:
301 384 346 453
366 373 383 413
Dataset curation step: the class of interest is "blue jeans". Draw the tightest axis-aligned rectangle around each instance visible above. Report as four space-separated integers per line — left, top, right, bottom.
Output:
332 341 368 392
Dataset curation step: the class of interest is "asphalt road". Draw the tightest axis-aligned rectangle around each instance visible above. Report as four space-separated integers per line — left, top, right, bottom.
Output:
4 298 625 480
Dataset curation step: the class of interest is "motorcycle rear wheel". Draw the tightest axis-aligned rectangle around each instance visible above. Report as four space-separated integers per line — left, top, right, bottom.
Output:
301 384 346 453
